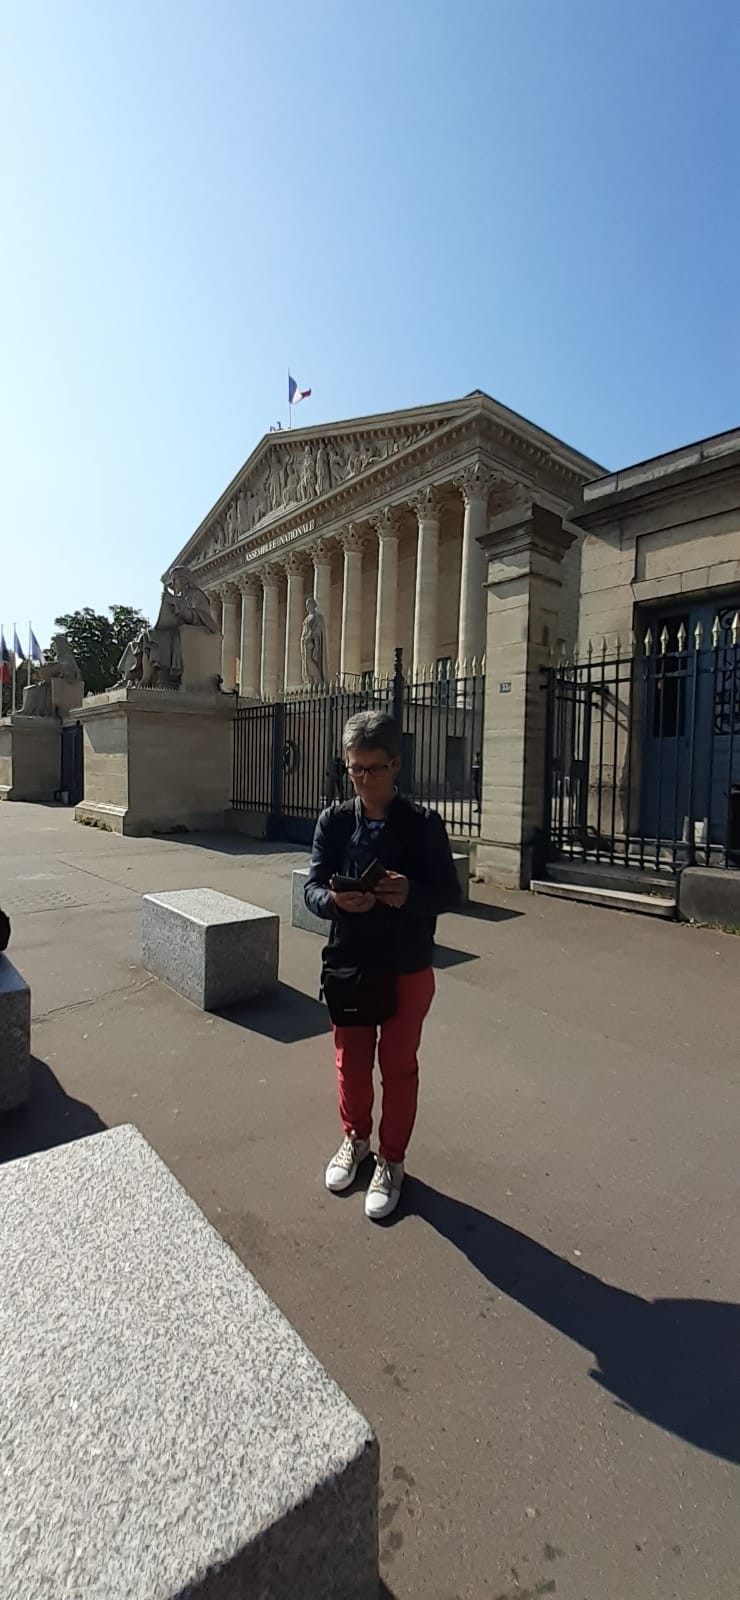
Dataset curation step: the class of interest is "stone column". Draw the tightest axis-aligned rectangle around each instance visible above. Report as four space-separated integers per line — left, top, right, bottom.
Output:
311 539 333 678
339 526 365 683
238 576 261 699
219 584 240 693
411 486 442 678
283 554 306 691
372 507 401 679
455 465 498 669
259 565 281 700
476 501 575 889
209 592 223 635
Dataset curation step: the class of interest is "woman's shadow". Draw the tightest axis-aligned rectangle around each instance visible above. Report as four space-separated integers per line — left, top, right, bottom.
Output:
405 1179 740 1466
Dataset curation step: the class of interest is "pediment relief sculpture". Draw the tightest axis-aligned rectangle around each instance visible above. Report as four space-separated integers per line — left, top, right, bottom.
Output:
193 419 452 569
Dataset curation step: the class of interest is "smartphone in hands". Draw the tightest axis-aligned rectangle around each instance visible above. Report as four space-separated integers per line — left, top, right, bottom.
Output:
331 859 385 894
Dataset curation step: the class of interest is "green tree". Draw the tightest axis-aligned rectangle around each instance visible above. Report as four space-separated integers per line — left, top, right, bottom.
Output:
51 606 150 696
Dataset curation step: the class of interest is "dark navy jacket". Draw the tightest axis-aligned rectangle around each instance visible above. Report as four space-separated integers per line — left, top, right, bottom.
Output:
304 795 461 974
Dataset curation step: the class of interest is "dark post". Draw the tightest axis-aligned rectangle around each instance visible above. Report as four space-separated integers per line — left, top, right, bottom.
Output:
271 700 285 827
392 646 404 728
392 647 409 793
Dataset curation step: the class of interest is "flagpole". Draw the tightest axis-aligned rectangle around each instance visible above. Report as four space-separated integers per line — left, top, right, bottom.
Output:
27 622 31 689
11 622 16 714
287 366 291 430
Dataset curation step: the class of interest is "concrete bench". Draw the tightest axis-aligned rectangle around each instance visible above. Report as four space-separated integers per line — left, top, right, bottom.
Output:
0 1126 379 1600
142 888 279 1011
291 851 470 934
0 956 31 1112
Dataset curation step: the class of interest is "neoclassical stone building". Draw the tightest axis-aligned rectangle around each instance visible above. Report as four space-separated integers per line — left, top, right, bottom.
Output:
166 393 602 697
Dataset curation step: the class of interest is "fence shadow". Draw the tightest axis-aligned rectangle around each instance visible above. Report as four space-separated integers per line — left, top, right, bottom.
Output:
221 982 330 1044
404 1178 740 1466
157 832 302 860
0 1058 107 1165
458 900 522 924
433 945 479 969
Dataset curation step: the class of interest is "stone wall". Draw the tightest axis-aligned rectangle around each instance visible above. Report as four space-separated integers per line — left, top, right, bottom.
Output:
577 487 740 651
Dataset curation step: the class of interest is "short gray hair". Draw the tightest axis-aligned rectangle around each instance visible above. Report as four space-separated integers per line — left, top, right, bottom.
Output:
342 710 402 760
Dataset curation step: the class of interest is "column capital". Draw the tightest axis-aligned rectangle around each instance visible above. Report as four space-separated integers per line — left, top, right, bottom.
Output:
282 550 308 577
238 573 261 596
371 505 402 540
410 484 443 521
340 524 365 555
259 562 282 589
217 581 240 603
454 464 502 507
309 536 335 566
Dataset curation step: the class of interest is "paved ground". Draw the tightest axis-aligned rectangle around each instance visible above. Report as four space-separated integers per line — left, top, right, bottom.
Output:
1 804 739 1600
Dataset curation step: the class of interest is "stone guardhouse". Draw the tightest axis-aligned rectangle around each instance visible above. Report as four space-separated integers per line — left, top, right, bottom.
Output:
72 391 740 914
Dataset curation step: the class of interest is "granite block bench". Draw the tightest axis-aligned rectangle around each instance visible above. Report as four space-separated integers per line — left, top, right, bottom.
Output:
142 888 279 1011
0 1126 379 1600
0 956 31 1112
291 851 469 934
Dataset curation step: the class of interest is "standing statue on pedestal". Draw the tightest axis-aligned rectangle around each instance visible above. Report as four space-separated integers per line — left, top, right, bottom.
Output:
300 596 327 687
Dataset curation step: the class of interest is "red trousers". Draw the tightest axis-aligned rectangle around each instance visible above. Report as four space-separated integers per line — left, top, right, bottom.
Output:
333 967 435 1164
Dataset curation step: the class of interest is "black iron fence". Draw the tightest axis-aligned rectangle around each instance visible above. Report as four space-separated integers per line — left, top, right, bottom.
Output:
232 653 484 841
544 617 740 874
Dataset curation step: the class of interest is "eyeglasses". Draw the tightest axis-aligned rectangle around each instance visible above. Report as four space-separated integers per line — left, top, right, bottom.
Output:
347 762 393 780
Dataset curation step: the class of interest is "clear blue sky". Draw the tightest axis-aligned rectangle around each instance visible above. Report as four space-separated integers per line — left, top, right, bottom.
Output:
2 0 737 648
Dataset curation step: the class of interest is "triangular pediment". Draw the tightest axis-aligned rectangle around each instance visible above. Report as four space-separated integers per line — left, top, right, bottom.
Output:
175 396 476 571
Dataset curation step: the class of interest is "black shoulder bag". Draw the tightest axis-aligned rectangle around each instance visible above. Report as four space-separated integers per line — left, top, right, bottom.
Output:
320 944 397 1028
319 802 397 1027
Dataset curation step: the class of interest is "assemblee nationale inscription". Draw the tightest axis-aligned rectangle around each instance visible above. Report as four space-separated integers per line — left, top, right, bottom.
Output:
246 519 316 563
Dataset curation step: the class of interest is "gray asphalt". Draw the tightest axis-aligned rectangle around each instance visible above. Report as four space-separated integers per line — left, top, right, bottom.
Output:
1 804 739 1600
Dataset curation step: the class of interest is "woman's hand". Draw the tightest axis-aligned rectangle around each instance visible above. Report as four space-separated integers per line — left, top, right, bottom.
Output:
330 889 376 914
373 871 410 909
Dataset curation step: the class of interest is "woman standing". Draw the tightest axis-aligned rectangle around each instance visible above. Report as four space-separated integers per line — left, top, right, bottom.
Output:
305 711 461 1220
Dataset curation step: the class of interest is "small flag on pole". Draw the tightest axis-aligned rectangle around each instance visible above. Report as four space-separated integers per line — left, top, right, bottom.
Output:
0 630 10 686
13 627 25 664
30 630 44 664
288 375 312 407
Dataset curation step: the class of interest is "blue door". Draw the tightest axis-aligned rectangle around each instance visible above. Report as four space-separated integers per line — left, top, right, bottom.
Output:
641 597 740 860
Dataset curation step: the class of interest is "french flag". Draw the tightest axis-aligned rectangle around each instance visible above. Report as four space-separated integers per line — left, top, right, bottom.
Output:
288 374 312 407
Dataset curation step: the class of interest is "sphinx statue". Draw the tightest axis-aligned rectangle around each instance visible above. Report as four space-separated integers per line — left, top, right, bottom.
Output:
21 633 83 718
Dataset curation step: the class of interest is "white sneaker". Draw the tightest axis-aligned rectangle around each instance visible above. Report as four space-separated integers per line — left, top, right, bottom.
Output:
365 1158 404 1221
325 1133 371 1193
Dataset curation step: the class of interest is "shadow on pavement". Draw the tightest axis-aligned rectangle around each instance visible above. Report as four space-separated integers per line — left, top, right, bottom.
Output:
0 1058 107 1165
460 901 522 923
157 833 302 860
433 945 479 969
405 1178 740 1466
222 981 330 1043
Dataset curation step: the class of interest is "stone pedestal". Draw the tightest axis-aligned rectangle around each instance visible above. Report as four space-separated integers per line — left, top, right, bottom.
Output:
0 716 62 802
75 688 233 836
477 502 575 888
0 1126 379 1599
142 888 279 1010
